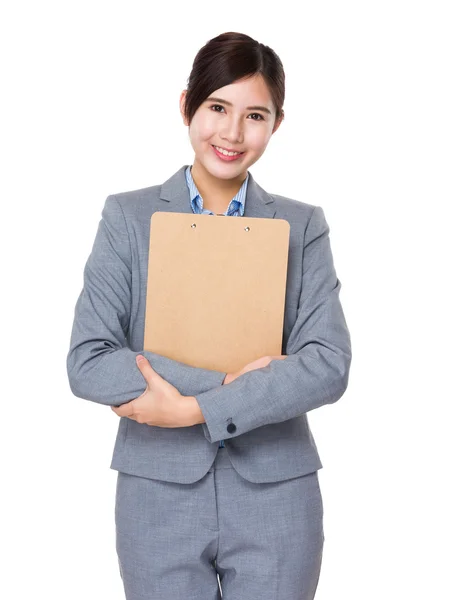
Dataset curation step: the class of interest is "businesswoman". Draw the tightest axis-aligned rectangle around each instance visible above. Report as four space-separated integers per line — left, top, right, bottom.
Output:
67 31 352 600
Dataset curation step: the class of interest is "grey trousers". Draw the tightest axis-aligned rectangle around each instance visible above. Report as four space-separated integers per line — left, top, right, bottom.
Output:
114 447 325 599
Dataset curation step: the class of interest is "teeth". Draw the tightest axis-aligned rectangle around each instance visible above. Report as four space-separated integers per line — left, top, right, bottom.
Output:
214 146 241 156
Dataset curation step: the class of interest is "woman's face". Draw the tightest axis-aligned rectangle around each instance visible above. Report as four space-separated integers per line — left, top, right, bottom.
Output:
180 74 283 181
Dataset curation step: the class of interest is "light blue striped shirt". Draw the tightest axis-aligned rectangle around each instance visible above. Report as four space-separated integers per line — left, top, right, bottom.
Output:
184 165 249 448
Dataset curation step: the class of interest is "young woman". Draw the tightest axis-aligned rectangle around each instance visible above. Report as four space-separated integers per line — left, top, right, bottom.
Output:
67 31 352 600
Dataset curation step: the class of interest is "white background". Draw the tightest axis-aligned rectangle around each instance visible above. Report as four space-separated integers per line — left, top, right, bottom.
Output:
1 1 453 598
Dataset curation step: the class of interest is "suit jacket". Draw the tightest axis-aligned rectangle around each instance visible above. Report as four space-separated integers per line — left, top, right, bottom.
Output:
66 164 352 484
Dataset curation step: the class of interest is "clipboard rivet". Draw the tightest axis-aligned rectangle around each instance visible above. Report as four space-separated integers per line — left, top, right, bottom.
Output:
191 223 197 228
244 226 250 232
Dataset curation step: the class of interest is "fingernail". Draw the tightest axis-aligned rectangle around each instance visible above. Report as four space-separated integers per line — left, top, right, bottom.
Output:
136 355 144 362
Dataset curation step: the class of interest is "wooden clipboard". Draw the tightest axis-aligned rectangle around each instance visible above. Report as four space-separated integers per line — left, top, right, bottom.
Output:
143 212 290 374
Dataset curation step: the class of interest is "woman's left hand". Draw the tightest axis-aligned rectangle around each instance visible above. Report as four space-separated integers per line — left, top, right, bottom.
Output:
111 355 186 428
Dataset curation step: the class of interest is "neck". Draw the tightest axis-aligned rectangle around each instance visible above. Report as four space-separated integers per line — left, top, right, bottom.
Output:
190 159 247 213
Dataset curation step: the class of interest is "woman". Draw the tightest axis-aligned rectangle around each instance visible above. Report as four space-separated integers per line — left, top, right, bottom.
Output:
67 31 352 600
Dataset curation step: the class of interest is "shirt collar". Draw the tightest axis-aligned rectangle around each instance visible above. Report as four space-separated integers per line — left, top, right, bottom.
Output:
185 165 248 216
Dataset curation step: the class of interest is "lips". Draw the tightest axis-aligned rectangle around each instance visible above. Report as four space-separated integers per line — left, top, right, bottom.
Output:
211 145 245 162
212 145 244 154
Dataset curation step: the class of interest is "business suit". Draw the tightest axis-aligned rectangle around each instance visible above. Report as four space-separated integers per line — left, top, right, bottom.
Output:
67 164 351 599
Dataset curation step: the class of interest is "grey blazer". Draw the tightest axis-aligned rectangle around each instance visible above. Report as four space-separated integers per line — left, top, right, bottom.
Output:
66 164 352 484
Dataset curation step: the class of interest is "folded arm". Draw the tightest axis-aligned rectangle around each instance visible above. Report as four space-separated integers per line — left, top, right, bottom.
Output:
66 195 226 406
195 205 352 443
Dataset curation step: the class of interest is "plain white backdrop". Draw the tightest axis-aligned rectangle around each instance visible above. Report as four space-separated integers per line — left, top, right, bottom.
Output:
1 1 453 598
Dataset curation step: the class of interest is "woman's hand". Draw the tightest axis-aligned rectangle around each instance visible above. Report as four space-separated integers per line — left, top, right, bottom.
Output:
111 355 187 427
224 355 287 385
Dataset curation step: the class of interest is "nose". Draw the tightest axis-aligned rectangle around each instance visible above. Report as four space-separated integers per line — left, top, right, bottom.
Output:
220 115 244 145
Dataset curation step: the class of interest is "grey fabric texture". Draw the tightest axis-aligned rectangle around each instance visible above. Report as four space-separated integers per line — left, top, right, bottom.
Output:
115 448 324 599
66 165 352 484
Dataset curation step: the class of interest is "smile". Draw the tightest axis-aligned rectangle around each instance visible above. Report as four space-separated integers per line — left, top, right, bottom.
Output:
213 145 243 156
211 145 245 161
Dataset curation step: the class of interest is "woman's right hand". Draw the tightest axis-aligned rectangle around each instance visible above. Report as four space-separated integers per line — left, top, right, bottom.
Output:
223 355 287 385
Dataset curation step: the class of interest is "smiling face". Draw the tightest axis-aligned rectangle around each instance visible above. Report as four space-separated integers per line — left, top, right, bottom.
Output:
180 74 283 184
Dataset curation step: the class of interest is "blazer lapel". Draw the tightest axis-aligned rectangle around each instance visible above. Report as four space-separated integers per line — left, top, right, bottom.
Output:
159 164 277 219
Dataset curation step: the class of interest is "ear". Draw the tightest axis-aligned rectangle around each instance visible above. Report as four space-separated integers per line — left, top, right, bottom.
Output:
272 110 284 135
180 90 189 126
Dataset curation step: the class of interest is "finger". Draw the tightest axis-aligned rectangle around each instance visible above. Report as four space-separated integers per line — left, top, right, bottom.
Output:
111 400 136 418
135 354 157 384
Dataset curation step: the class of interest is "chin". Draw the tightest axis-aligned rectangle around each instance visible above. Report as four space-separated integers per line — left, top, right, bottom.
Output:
209 155 252 175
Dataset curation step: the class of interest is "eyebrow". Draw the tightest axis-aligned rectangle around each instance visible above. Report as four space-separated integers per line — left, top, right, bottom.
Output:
205 96 272 115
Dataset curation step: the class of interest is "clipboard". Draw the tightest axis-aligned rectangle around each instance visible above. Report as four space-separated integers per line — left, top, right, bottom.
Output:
143 212 290 374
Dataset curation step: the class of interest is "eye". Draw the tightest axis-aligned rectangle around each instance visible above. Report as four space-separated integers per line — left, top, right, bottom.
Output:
208 104 264 121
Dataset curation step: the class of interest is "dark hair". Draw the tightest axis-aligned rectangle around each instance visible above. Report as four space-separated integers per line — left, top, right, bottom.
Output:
184 32 285 126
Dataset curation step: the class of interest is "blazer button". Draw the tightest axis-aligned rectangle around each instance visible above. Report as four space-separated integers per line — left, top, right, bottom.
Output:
227 423 236 433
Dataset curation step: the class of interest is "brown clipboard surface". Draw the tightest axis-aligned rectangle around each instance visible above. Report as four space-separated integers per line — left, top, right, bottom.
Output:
144 212 290 374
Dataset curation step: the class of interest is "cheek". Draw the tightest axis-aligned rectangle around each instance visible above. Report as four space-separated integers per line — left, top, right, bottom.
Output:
190 115 217 143
246 127 272 151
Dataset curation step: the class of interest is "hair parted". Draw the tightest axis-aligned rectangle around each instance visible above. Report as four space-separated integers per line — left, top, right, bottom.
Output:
184 32 285 126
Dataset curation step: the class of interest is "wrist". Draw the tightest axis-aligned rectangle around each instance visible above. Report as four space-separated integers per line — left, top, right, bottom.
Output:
182 395 206 426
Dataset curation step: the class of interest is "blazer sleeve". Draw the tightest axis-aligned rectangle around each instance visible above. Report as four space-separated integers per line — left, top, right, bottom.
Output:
66 195 226 406
196 205 352 443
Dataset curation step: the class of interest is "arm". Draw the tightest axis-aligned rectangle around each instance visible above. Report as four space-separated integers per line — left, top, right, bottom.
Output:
66 195 227 406
194 205 352 443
